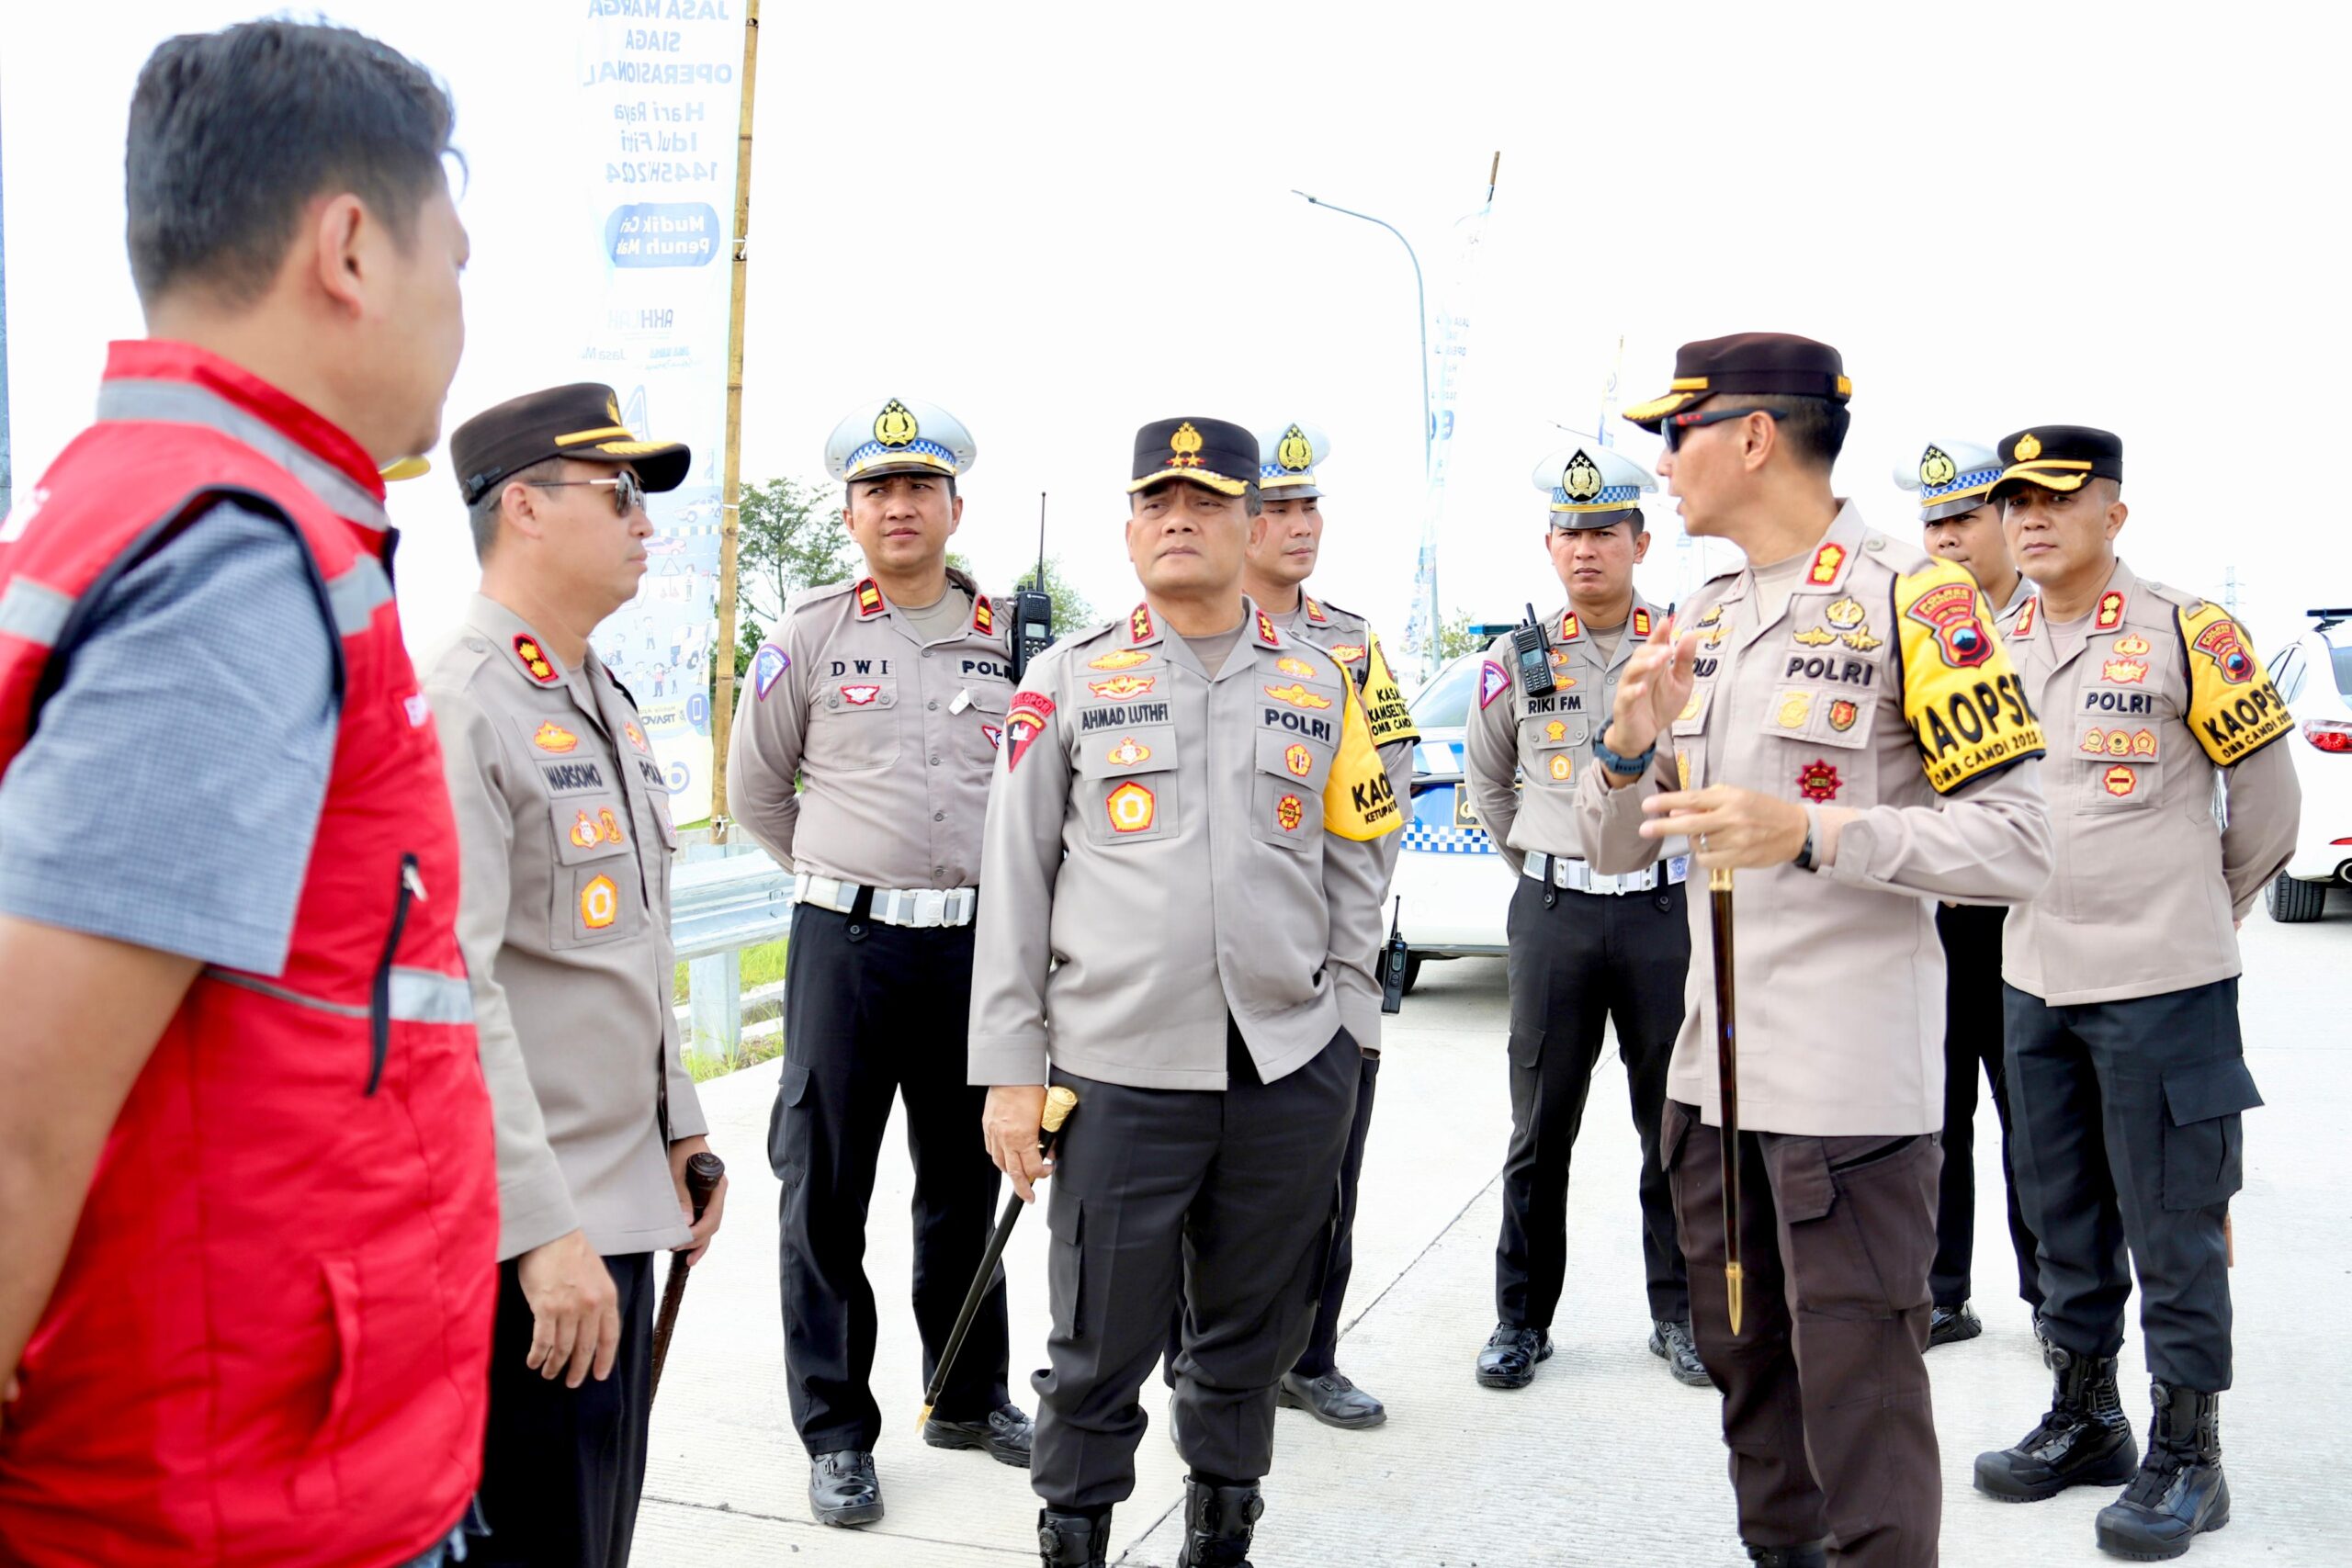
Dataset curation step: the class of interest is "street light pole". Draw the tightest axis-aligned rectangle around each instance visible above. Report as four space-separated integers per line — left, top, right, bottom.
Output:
1291 190 1431 486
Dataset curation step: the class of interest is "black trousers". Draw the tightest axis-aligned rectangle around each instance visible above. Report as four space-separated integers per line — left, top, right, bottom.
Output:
1664 1102 1943 1568
1498 874 1691 1327
2004 977 2258 1393
1929 903 2042 1310
1033 1025 1359 1513
476 1251 656 1568
769 904 1009 1454
1158 1047 1381 1385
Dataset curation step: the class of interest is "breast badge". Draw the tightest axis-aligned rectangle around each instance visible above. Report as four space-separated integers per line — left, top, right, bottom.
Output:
1090 649 1153 671
1105 736 1153 767
2101 657 2148 684
1797 760 1841 801
1792 626 1838 648
1329 644 1368 664
1825 596 1866 629
1275 794 1306 832
570 811 600 849
1779 692 1812 728
1547 754 1573 782
2103 765 2137 797
1263 682 1333 710
2105 729 2133 757
1106 781 1157 834
1276 657 1317 678
2081 728 2107 754
841 684 882 706
1828 698 1859 732
2112 633 2151 658
580 874 619 930
1285 743 1313 777
1089 675 1156 699
532 721 579 754
624 720 650 753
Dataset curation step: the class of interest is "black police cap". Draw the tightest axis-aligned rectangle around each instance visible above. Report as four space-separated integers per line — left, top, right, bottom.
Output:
450 383 692 505
1127 417 1257 499
1990 425 2123 501
1621 333 1852 432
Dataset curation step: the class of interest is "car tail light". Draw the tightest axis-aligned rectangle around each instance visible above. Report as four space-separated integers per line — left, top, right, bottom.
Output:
2304 719 2352 753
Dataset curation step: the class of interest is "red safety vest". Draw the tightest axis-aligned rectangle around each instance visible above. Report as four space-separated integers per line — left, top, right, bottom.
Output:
0 341 496 1567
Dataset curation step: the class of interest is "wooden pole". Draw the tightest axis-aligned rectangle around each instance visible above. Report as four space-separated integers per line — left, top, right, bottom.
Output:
707 0 760 838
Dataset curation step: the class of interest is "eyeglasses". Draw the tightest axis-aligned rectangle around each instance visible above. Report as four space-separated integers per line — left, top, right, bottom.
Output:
1661 405 1784 453
528 469 647 516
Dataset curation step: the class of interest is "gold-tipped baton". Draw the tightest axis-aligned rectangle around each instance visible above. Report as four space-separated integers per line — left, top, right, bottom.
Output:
918 1086 1079 1430
1708 865 1746 1337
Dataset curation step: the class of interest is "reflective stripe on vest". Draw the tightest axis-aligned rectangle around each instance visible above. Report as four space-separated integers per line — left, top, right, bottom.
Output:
0 580 73 648
96 378 392 533
203 965 475 1024
325 556 392 638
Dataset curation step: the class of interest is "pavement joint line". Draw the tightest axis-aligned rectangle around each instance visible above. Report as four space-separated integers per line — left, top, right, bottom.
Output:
639 1493 1039 1557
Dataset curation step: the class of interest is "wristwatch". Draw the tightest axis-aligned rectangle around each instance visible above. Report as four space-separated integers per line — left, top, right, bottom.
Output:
1592 724 1657 779
1793 809 1820 873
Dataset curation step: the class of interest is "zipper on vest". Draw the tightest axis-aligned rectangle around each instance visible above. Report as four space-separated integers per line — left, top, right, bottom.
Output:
368 854 424 1097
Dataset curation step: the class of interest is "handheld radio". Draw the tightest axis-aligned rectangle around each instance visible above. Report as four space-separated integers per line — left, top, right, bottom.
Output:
1379 897 1410 1015
1510 601 1555 698
1010 491 1056 682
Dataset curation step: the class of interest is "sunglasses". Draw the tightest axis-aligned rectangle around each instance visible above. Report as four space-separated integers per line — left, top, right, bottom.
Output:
529 469 647 517
1661 405 1785 453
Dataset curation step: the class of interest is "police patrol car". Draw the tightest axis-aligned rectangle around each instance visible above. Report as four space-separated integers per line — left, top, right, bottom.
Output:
2266 604 2352 921
1391 648 1514 988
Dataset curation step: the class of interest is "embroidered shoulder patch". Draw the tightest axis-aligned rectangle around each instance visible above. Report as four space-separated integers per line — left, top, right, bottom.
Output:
1477 660 1511 709
1005 691 1057 773
2177 602 2291 765
1894 559 2045 795
752 642 789 699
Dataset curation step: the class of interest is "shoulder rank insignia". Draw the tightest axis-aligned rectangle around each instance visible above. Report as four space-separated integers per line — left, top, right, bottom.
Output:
1633 606 1652 637
2177 601 2291 765
2094 589 2126 631
973 595 994 637
854 579 886 618
752 642 790 699
1304 595 1329 626
513 635 559 685
1128 604 1156 643
1559 612 1583 642
1894 559 2044 795
1806 542 1846 587
1089 648 1152 671
1004 691 1056 773
1255 609 1281 647
2011 596 2039 637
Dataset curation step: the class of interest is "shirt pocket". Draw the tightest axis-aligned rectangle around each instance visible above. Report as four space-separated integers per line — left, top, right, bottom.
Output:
1076 721 1179 847
809 674 902 773
1250 726 1333 851
1521 713 1589 791
548 795 639 949
959 681 1013 772
2070 717 2162 812
1759 684 1879 807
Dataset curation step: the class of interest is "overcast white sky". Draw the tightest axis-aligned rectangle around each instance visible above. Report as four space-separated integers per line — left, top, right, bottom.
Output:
7 1 2348 670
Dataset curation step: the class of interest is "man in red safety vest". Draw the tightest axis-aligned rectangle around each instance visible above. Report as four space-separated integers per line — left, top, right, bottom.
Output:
0 21 496 1568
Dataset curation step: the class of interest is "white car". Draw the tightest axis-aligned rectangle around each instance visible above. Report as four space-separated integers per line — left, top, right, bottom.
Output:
1390 651 1517 990
2262 606 2352 921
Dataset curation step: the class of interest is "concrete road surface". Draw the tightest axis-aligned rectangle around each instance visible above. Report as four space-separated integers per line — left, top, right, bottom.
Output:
635 897 2349 1566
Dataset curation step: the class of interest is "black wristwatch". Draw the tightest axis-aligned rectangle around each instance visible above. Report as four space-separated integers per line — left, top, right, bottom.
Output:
1592 723 1656 779
1793 811 1819 873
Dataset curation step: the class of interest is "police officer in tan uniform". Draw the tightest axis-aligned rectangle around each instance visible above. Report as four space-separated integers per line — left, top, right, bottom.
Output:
1463 434 1703 1393
1578 335 2055 1568
429 383 726 1568
1894 437 2045 1350
728 397 1028 1528
1971 426 2299 1562
1151 420 1419 1435
972 416 1398 1568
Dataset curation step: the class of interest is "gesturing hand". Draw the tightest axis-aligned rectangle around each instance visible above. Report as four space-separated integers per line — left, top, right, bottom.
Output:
1603 613 1699 772
1640 784 1810 869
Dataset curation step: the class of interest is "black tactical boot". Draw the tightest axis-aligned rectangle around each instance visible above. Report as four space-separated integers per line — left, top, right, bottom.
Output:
1744 1543 1828 1567
1974 1346 2140 1501
2094 1382 2229 1560
1928 1301 1984 1348
1174 1478 1263 1568
1648 1318 1711 1387
1037 1507 1111 1567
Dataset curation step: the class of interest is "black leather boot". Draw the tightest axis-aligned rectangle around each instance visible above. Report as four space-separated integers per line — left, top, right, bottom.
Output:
1744 1543 1828 1567
1037 1507 1111 1567
1973 1346 2140 1501
1474 1324 1552 1390
2094 1382 2229 1560
1174 1478 1263 1568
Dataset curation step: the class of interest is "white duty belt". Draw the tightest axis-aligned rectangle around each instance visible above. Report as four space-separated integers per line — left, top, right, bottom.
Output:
794 874 977 929
1522 851 1690 897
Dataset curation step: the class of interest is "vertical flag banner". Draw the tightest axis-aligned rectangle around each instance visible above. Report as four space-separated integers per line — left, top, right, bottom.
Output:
1404 160 1497 678
575 4 748 825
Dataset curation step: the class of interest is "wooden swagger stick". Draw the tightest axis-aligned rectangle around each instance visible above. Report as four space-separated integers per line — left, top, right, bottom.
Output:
1708 866 1745 1337
649 1151 727 1401
918 1086 1080 1430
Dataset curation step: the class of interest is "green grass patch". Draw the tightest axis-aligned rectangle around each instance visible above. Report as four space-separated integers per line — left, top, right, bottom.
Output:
684 1034 783 1082
673 937 788 1003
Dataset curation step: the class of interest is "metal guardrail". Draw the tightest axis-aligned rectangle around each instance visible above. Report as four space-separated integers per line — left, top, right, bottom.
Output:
671 844 795 1060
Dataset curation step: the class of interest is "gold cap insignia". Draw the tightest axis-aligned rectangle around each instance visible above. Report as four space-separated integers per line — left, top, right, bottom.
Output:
1276 424 1314 472
874 399 919 447
1561 450 1604 502
605 395 623 423
1168 422 1205 468
1919 445 1956 488
2015 432 2042 461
